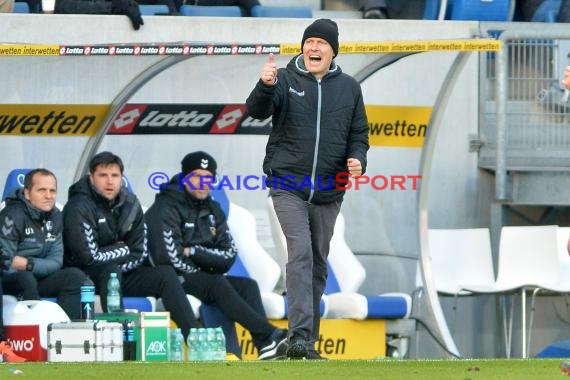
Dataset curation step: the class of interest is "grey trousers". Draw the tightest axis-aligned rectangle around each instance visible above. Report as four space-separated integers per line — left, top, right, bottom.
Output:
270 189 341 346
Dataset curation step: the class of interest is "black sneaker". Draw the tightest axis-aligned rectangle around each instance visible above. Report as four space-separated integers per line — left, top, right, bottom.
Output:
286 338 310 359
258 329 288 360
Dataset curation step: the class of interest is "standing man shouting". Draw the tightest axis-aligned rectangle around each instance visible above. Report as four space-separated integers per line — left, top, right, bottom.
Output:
246 19 369 359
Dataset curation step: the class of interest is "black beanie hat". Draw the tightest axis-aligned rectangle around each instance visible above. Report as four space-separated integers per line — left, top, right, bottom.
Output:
181 151 217 177
301 18 339 58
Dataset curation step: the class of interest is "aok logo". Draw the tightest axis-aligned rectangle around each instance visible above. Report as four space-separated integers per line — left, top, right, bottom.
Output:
8 337 35 352
146 340 167 354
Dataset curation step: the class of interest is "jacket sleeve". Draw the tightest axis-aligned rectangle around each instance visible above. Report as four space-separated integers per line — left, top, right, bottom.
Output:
0 208 62 277
0 209 19 273
30 233 63 278
153 203 199 274
0 239 16 274
347 82 370 175
246 70 288 121
63 196 131 268
188 209 237 274
0 209 22 273
246 79 277 119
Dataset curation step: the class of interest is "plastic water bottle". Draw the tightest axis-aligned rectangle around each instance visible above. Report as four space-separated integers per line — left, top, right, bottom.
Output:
107 272 121 312
196 328 207 360
214 327 226 360
205 328 216 361
187 328 199 361
80 277 95 321
169 328 184 361
123 321 136 361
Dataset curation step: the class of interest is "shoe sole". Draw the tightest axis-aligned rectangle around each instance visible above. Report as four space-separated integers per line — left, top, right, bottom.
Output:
259 338 288 360
286 342 309 359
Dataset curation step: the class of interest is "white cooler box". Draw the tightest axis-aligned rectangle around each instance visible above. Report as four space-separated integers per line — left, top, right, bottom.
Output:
47 321 123 362
3 297 71 362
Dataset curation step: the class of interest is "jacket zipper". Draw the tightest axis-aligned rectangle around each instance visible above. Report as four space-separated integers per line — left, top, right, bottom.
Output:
308 79 322 203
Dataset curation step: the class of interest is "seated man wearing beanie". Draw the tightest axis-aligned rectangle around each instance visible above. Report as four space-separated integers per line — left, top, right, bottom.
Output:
145 151 287 360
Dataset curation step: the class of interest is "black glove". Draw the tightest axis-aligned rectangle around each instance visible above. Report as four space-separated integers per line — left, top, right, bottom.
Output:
112 0 144 30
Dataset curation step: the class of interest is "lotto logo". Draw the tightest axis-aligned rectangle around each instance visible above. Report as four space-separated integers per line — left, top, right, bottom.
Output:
211 105 246 134
109 105 147 134
106 103 272 135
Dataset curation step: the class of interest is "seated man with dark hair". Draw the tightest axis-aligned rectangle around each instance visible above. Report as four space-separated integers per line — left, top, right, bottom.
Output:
145 151 287 360
62 151 200 341
0 168 87 358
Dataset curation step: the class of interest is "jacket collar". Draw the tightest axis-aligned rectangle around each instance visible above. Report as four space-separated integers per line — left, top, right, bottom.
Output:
291 54 340 79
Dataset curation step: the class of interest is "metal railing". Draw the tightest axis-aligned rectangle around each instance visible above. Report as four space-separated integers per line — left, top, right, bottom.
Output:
480 26 570 200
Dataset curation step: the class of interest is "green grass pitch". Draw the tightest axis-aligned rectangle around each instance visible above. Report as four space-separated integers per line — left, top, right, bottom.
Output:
1 359 568 379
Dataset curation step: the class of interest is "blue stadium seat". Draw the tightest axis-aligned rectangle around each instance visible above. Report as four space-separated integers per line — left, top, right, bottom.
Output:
122 175 134 193
44 296 156 313
423 0 440 19
447 0 511 21
251 5 312 18
2 168 31 202
123 297 155 312
13 2 30 13
531 0 561 22
179 5 241 16
227 254 249 278
139 4 170 15
210 187 230 217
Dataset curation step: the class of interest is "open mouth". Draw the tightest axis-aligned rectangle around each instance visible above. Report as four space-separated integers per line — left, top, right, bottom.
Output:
309 55 322 63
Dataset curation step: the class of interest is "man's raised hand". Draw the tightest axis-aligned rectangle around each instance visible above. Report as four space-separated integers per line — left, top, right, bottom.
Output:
261 53 277 85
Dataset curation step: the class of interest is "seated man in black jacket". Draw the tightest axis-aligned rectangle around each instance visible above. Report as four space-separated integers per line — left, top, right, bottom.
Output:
62 151 199 341
145 151 287 360
0 168 86 362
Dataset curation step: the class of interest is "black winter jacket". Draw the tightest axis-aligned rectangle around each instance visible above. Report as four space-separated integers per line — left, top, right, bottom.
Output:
246 54 369 204
145 174 237 275
62 175 147 272
0 190 63 279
